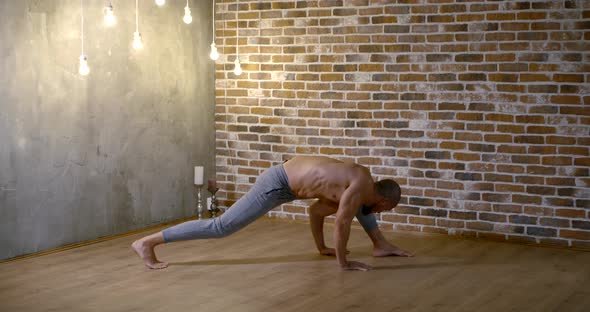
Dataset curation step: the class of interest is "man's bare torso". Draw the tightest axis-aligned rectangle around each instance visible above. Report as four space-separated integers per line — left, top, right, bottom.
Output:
283 156 374 205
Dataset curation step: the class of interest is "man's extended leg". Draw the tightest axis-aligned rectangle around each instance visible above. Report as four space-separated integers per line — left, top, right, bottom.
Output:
132 164 297 269
131 189 270 270
355 209 414 257
131 190 268 270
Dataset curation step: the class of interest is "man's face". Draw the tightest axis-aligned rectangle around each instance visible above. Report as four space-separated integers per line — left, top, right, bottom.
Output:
363 197 397 215
374 198 397 213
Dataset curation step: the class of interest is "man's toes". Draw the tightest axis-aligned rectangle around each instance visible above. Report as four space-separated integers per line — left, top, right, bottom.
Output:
157 262 169 269
149 262 168 269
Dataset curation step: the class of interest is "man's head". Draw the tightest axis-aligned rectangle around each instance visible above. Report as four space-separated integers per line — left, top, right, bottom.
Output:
362 179 401 215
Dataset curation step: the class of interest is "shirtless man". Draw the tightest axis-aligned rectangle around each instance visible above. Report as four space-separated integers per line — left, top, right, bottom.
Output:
132 156 413 271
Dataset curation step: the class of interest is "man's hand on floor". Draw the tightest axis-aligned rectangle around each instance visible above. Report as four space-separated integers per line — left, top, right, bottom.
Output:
319 247 349 256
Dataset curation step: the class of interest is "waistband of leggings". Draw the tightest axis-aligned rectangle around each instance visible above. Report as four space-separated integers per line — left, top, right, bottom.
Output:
274 164 289 188
274 164 297 196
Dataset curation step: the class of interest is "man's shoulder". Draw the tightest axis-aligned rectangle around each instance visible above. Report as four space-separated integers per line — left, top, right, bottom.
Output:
338 166 373 194
345 163 371 179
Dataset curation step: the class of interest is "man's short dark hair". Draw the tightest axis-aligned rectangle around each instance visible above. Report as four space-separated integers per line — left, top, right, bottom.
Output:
375 179 401 206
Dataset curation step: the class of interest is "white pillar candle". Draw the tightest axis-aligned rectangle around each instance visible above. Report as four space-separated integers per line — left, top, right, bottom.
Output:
194 166 204 185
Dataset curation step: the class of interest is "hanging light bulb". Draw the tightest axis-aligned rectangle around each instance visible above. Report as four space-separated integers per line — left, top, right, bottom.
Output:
210 43 219 60
133 31 143 50
233 58 242 76
183 0 193 24
155 0 165 6
209 1 219 60
79 55 90 76
132 0 143 51
78 0 89 76
104 2 116 27
233 0 241 75
183 7 193 24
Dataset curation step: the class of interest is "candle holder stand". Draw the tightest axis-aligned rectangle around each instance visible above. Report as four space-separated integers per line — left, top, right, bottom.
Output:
207 180 220 218
195 184 203 219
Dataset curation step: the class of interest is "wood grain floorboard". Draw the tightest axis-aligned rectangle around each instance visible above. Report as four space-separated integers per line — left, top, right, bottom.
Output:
1 219 589 312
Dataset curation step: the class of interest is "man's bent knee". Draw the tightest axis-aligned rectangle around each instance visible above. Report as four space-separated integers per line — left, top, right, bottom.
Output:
211 217 240 238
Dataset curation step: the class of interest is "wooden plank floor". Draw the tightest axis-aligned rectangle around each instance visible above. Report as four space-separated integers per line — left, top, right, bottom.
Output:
1 218 589 312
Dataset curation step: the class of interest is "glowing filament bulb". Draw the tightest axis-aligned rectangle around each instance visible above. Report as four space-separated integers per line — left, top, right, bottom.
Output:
209 42 219 60
183 6 193 24
79 55 90 76
233 58 242 76
155 0 165 6
132 31 143 50
104 3 116 27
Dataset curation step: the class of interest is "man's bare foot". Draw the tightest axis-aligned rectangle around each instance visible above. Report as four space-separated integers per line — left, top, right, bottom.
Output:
373 244 414 257
131 239 168 269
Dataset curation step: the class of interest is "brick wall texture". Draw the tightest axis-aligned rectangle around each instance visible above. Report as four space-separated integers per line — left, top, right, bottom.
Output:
214 0 590 249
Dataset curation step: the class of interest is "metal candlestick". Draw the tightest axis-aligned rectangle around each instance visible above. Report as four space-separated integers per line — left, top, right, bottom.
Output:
209 194 219 217
207 179 220 217
195 185 203 219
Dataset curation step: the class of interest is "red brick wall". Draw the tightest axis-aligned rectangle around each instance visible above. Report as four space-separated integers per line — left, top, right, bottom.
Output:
214 0 590 249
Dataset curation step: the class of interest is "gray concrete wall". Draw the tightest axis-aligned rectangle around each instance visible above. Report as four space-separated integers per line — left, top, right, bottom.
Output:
0 0 215 260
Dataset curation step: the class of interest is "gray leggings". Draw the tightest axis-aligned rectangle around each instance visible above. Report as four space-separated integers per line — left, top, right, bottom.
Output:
162 164 378 242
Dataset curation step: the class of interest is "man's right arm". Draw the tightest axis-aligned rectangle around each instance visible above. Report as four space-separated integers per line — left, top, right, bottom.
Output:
334 184 371 271
309 200 337 255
